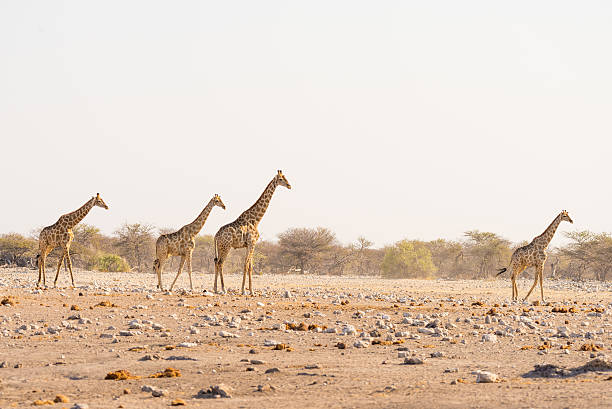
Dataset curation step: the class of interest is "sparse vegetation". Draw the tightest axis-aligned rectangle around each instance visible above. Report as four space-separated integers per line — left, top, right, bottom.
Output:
1 224 610 280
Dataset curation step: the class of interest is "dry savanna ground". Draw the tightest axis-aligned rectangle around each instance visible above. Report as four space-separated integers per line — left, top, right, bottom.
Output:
0 268 611 409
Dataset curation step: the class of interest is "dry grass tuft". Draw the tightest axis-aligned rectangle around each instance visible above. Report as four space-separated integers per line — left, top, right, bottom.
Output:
105 370 140 380
94 300 118 308
580 343 603 352
1 297 16 306
32 400 54 406
149 367 181 378
551 306 577 313
53 394 69 403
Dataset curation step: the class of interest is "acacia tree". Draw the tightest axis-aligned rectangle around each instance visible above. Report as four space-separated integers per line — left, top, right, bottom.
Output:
278 227 337 274
114 223 156 272
426 239 464 277
560 231 612 281
0 233 37 266
463 230 511 278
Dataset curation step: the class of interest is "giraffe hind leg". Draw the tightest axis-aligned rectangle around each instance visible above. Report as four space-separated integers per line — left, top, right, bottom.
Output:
169 256 186 291
523 267 540 301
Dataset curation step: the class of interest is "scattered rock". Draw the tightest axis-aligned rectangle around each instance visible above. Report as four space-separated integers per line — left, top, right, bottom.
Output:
476 371 499 383
196 384 233 399
404 357 424 365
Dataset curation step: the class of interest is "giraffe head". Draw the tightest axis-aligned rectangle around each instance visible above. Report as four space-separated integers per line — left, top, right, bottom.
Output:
560 210 573 224
276 170 292 189
94 193 109 210
213 194 226 210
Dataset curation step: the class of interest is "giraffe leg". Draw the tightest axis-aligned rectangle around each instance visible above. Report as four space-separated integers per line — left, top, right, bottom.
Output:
538 265 545 302
169 256 187 291
523 267 540 301
511 265 526 301
241 255 247 296
53 253 66 288
242 245 255 296
186 252 193 291
220 263 225 293
156 257 168 291
65 248 75 287
42 250 50 287
37 254 43 287
213 261 219 293
248 257 254 296
214 244 229 294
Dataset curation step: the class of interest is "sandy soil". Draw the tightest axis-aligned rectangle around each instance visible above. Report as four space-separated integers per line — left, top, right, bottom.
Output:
0 268 610 409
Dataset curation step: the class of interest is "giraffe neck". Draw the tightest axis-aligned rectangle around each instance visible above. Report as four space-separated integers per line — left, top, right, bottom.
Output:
62 197 96 230
184 199 216 237
238 178 279 226
533 213 563 249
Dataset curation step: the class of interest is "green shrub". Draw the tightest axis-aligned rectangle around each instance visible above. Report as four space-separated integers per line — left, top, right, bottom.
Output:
381 240 436 279
92 253 130 272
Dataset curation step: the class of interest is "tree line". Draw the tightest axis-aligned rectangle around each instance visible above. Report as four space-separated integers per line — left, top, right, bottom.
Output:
0 224 610 281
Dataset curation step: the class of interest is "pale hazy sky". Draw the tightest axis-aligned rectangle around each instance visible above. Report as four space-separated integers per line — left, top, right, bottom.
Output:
1 1 611 248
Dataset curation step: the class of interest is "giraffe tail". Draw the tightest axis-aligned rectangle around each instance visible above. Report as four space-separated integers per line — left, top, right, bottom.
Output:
496 267 507 276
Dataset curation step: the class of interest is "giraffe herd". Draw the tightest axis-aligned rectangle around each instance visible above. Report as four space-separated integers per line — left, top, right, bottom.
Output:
34 169 573 302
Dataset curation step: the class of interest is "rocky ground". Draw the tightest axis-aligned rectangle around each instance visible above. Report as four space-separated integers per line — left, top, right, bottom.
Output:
0 268 611 409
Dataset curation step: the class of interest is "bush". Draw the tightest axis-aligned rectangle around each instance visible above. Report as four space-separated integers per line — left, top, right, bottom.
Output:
92 253 131 272
381 240 437 279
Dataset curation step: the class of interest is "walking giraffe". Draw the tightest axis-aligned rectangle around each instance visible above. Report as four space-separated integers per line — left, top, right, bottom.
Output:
497 210 573 301
213 170 291 295
153 194 225 291
37 193 109 287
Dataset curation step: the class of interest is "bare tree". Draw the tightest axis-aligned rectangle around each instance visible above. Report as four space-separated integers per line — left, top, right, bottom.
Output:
114 223 156 272
278 227 337 274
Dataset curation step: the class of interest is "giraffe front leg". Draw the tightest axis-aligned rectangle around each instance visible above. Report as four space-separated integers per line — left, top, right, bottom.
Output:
65 249 75 287
244 245 255 296
169 256 186 291
248 257 254 296
241 256 247 296
538 266 545 302
186 252 194 291
53 253 66 288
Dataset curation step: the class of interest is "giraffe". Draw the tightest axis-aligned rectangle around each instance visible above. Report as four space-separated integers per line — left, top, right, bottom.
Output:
153 194 225 291
497 210 573 302
213 170 291 295
37 193 109 287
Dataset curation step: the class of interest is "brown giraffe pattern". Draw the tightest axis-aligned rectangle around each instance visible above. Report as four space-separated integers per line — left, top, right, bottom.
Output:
213 170 291 295
153 194 225 291
497 210 573 301
37 193 109 287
